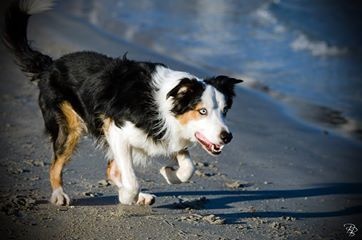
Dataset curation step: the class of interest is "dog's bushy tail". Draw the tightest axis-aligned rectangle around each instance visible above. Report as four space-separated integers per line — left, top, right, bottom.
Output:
3 0 54 81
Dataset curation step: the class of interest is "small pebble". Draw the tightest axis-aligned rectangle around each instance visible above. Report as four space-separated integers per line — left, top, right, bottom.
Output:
97 179 111 187
83 192 103 197
225 181 250 189
202 214 226 225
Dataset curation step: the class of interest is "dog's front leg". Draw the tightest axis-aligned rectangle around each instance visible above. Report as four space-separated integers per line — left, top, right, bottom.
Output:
160 149 195 184
107 159 156 205
106 122 139 205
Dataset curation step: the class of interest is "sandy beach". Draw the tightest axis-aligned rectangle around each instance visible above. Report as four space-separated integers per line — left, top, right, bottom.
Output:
0 2 362 240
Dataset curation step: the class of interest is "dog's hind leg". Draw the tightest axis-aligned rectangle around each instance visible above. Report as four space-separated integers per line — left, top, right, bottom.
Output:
45 101 85 206
106 160 155 205
160 149 195 184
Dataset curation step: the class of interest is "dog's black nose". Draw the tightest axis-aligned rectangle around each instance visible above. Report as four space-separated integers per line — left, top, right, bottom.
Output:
220 131 233 144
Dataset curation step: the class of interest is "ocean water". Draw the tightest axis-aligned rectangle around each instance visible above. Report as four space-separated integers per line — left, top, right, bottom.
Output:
58 0 362 140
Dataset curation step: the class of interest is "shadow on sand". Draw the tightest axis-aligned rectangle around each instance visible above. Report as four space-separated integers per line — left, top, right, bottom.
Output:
72 182 362 223
73 195 119 206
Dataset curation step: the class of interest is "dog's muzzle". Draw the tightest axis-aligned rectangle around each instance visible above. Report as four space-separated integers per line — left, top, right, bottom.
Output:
195 132 225 156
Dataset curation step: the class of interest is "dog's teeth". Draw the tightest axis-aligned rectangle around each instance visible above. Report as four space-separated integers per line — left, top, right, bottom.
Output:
211 144 222 153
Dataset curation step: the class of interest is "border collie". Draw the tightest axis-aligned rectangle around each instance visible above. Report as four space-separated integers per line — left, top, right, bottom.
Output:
3 0 242 206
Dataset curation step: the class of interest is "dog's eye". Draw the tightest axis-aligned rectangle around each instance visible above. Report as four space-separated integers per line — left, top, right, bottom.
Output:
198 108 208 116
222 107 228 116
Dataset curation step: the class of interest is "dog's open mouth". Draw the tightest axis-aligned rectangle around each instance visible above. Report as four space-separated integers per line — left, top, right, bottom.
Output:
195 132 224 155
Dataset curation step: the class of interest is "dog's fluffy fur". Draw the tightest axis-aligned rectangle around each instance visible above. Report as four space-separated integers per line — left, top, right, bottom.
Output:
3 0 242 206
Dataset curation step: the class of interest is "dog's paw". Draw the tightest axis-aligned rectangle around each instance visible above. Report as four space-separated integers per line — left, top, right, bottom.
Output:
136 192 156 206
50 187 70 206
160 166 181 184
118 187 139 205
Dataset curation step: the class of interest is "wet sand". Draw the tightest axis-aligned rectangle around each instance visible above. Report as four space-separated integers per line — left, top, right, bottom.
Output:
0 6 361 240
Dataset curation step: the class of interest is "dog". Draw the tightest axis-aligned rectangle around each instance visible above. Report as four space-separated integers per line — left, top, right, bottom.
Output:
3 0 242 206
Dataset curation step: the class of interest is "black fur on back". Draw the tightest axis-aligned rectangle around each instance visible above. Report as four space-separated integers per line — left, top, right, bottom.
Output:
2 1 53 80
37 52 168 142
89 56 168 140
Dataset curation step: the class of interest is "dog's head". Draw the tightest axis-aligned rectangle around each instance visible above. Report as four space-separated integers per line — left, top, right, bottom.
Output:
167 75 242 155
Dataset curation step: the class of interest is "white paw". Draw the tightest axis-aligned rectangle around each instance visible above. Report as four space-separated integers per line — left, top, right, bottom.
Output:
118 187 139 205
136 192 156 205
50 187 70 206
160 166 181 184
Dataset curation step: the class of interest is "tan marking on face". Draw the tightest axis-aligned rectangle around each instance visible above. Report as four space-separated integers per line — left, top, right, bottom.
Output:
177 102 204 125
49 101 86 190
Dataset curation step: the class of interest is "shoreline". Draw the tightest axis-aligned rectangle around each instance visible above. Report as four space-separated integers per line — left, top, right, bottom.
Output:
241 77 362 144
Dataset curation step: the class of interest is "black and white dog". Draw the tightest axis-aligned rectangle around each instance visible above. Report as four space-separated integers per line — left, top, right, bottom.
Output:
3 0 242 206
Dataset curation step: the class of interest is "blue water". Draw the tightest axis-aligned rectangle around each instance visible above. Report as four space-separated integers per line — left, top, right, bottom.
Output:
59 0 362 137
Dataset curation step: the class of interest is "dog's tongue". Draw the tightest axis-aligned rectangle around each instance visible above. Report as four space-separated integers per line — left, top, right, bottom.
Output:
195 132 212 146
195 132 223 154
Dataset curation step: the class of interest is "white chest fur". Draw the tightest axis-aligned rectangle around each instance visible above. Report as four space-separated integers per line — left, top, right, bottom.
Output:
106 121 191 166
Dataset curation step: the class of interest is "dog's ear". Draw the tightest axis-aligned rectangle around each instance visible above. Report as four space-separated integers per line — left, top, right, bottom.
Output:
167 78 205 115
205 75 243 91
205 75 243 108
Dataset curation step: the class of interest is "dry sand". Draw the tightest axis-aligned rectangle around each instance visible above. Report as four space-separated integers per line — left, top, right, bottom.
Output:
0 4 361 240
